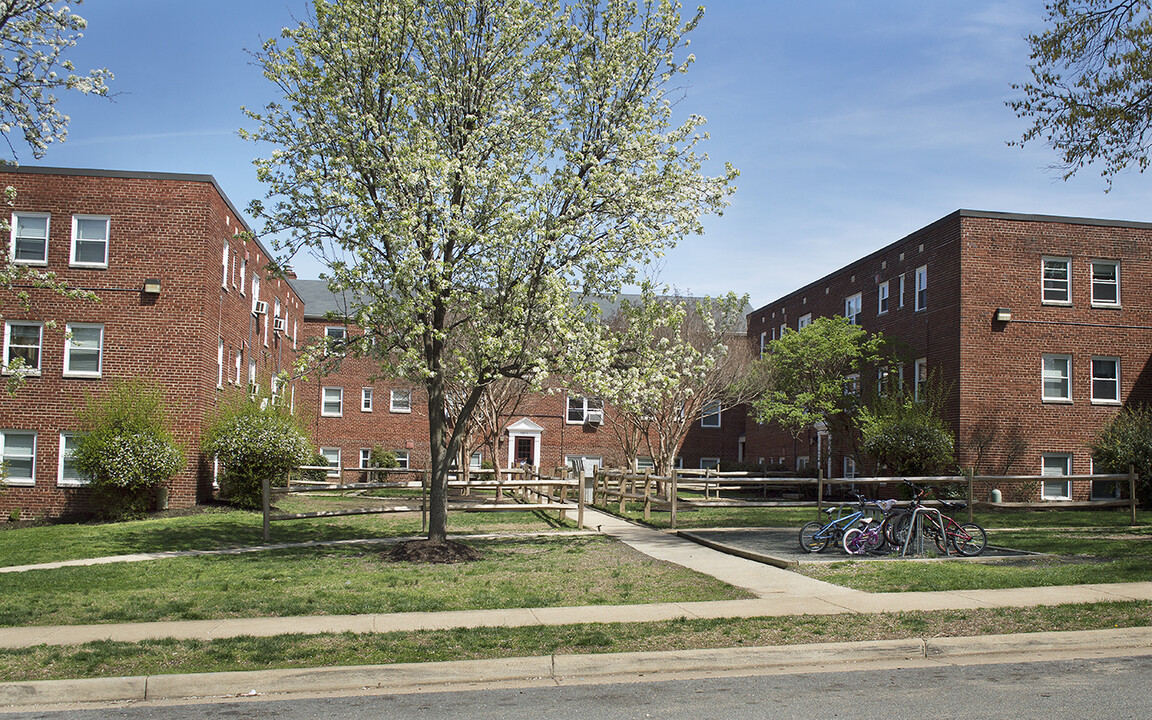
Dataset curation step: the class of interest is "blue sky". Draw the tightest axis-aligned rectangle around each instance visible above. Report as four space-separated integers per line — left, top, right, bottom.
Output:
33 1 1152 309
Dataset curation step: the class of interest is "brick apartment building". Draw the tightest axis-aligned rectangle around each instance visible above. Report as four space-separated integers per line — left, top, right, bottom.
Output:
0 167 302 519
0 166 733 519
743 209 1152 501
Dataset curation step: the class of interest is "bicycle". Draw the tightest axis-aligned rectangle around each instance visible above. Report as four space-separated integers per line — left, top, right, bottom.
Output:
842 499 897 554
887 481 987 556
798 495 874 553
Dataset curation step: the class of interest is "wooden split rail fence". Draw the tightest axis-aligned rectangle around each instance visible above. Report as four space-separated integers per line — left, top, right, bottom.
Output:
261 465 586 542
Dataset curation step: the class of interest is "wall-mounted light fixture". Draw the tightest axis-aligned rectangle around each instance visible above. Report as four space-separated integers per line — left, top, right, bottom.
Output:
994 307 1011 322
142 278 162 295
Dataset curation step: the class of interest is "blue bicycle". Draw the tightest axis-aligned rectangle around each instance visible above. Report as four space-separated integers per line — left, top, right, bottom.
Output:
798 496 872 553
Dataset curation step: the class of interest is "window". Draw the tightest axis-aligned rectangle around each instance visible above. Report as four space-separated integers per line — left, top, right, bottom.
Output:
844 457 857 479
566 395 603 423
390 389 411 413
359 448 372 469
270 375 283 405
914 265 927 311
320 447 341 478
844 293 862 324
234 348 242 386
217 337 224 388
797 313 812 330
897 273 905 308
1042 354 1072 402
361 387 373 412
878 281 889 314
4 322 42 375
221 245 229 289
239 258 246 295
914 358 927 401
1042 257 1071 304
70 215 109 267
876 367 892 396
321 387 343 417
325 326 346 355
251 274 261 312
394 450 410 470
700 402 722 428
779 323 786 338
700 457 720 470
1091 260 1120 306
1041 453 1072 500
635 456 655 472
1091 357 1120 404
845 373 860 397
759 331 766 355
63 323 103 377
1 430 36 485
470 451 483 469
58 433 88 486
10 213 49 265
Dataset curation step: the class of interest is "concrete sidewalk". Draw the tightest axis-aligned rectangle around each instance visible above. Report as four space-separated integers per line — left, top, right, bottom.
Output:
2 507 1152 707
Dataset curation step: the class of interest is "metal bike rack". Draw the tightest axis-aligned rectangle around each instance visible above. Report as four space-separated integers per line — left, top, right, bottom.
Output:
900 506 946 557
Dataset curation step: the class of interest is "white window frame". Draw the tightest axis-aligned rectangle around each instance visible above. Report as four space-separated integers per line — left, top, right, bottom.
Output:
843 456 857 479
239 258 246 296
69 215 110 268
1091 356 1120 405
844 293 862 324
1042 257 1071 305
57 432 89 487
759 331 767 355
897 273 905 308
1 430 36 486
845 373 860 397
361 387 373 412
797 313 812 330
325 326 346 355
566 395 603 424
1041 453 1072 500
10 212 49 266
913 358 927 401
878 281 889 314
4 321 43 376
359 448 372 469
221 245 229 289
320 447 341 478
470 451 483 469
914 265 927 311
63 323 104 378
635 456 655 472
700 457 720 470
390 388 412 413
394 450 410 470
700 401 722 428
217 337 224 389
1090 260 1120 307
1042 354 1072 403
321 387 344 417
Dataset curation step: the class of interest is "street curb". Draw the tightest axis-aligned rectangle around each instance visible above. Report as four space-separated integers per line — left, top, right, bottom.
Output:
3 627 1152 708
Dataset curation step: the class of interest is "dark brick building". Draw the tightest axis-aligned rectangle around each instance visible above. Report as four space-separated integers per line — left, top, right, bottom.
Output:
744 210 1152 500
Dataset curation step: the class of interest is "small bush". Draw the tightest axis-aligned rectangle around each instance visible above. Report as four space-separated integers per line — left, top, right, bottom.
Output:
73 381 186 520
1090 405 1152 507
203 397 317 509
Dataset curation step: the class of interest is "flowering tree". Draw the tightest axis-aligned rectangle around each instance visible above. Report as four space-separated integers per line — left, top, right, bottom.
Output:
243 0 735 545
588 287 754 476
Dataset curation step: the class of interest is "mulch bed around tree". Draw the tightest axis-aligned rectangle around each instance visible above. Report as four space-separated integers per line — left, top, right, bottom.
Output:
383 539 484 564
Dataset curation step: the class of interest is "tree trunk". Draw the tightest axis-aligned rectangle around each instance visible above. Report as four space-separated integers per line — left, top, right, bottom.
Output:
426 374 449 543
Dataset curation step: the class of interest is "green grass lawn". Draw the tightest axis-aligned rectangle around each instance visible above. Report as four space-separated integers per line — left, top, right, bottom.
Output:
0 497 577 567
1 600 1149 682
0 535 751 627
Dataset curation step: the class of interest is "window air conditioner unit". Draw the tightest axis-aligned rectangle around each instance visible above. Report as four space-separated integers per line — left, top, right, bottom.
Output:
272 317 287 333
584 409 604 426
253 301 269 315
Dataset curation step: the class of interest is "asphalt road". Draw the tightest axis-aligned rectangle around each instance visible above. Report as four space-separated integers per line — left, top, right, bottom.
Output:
9 654 1150 719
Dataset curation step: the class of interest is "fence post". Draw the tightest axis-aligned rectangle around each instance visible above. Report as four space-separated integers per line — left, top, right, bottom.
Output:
577 468 585 530
966 468 974 524
643 471 652 522
671 468 679 529
817 468 824 519
421 469 429 534
262 474 271 543
1130 464 1137 526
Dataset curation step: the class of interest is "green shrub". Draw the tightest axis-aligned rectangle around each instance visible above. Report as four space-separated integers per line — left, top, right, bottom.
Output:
203 397 317 509
1090 405 1152 507
73 381 186 520
859 389 956 477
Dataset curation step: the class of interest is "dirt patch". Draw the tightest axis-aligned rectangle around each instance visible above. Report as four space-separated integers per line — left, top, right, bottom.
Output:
383 539 484 564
